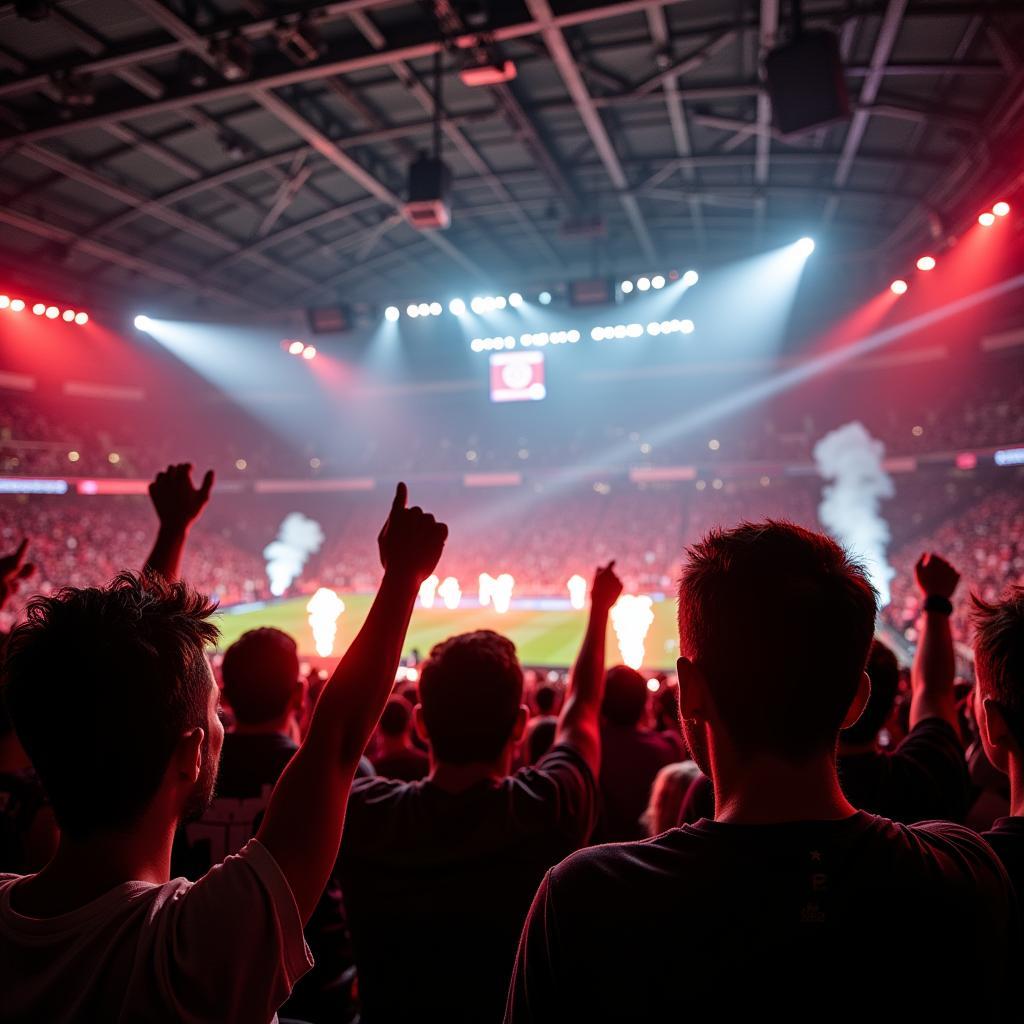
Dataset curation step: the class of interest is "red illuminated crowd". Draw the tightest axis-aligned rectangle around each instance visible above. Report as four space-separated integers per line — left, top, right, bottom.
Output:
0 460 1022 1023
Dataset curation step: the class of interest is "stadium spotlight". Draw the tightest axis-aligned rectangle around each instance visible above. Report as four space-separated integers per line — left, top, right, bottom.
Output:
636 276 651 292
508 291 523 308
302 345 317 360
11 299 25 312
288 340 305 355
32 303 45 315
680 319 695 334
417 303 430 317
134 314 152 331
470 296 486 314
62 309 75 322
992 201 1010 218
448 297 466 316
620 280 634 294
0 295 8 309
591 327 604 341
538 290 552 305
494 295 507 310
795 237 815 257
978 211 996 227
406 304 419 317
45 306 59 318
682 270 699 287
651 274 666 290
384 305 400 321
890 279 908 295
916 255 936 271
429 301 442 316
74 311 88 325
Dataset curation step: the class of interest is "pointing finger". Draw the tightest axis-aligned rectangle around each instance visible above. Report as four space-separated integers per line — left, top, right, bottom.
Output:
391 482 408 515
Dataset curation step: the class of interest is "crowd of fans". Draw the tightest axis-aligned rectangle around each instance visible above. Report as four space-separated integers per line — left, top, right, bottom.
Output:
0 459 1022 1022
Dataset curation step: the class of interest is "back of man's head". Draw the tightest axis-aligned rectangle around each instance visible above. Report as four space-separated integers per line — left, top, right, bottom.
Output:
841 639 899 745
534 684 557 716
380 695 413 738
602 665 648 727
418 630 523 764
972 586 1024 748
2 571 218 839
221 627 299 726
677 520 877 761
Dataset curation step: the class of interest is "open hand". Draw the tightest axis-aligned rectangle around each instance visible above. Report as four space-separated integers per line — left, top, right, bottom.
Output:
149 463 214 533
0 538 34 610
591 560 624 610
915 552 960 599
378 482 448 584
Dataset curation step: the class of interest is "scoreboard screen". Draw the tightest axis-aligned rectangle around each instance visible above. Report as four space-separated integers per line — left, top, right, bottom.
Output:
489 351 546 403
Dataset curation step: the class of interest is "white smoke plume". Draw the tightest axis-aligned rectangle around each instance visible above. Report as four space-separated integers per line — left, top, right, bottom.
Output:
263 512 325 597
813 421 895 607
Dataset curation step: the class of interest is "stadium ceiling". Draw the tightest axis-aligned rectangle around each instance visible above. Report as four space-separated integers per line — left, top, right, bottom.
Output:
0 0 1022 315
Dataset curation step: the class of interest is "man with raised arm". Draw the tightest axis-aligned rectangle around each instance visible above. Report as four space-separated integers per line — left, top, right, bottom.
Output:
336 562 623 1023
0 479 446 1023
506 522 1013 1022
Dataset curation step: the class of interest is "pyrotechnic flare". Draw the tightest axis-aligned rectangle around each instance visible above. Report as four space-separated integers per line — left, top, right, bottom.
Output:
567 574 587 610
306 588 345 657
438 576 462 610
610 595 655 670
419 574 440 608
492 574 514 614
479 573 495 607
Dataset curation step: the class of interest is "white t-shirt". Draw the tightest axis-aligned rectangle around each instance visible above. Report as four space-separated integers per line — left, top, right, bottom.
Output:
0 839 312 1023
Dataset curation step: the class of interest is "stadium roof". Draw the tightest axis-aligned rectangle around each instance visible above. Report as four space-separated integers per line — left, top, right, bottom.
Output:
1 0 1022 316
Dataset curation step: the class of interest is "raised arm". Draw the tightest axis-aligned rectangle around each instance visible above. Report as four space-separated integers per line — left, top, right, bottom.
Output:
144 463 214 581
553 561 623 776
910 552 961 733
256 483 447 922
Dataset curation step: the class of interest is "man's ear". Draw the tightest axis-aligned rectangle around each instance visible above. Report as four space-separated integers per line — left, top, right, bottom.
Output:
841 671 872 730
413 704 430 746
676 657 708 723
511 704 530 743
980 697 1016 772
176 727 206 784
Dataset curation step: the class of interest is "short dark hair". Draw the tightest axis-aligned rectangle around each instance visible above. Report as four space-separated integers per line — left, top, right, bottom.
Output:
677 521 877 760
972 587 1024 748
379 695 413 737
842 639 899 744
534 684 557 715
602 665 649 727
221 627 299 725
418 630 523 763
2 571 218 839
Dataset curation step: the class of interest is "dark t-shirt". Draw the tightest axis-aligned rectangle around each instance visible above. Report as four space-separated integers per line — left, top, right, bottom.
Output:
338 743 597 1024
984 816 1024 898
506 813 1014 1022
596 724 679 842
679 718 969 828
371 746 429 782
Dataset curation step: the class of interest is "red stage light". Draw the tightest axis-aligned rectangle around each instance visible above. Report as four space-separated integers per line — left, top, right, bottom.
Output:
45 306 59 319
75 312 88 325
287 340 305 355
890 279 908 295
978 211 996 227
0 295 9 309
992 201 1010 218
302 345 317 360
62 309 75 322
10 299 25 312
32 303 45 315
916 256 935 271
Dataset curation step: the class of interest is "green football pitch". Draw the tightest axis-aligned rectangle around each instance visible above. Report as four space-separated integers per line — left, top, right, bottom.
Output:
215 593 681 670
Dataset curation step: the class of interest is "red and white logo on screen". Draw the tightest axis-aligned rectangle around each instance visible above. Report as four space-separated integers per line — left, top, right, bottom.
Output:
489 351 546 403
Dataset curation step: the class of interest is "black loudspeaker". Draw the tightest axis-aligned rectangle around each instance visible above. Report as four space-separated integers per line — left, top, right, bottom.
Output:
764 30 851 136
404 155 452 229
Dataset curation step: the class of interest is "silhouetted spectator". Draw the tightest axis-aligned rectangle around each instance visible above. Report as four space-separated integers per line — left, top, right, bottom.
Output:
371 696 429 781
507 522 1012 1021
594 665 679 841
337 564 622 1023
523 684 559 765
